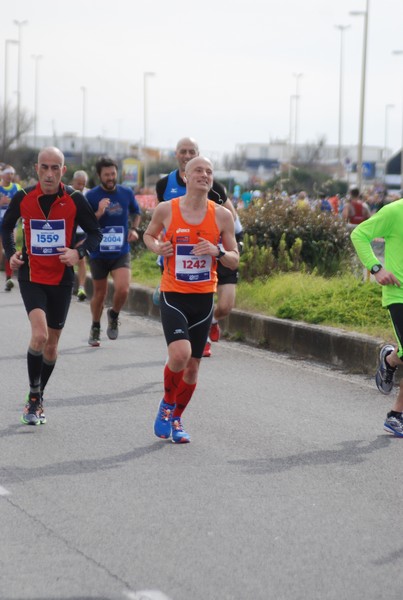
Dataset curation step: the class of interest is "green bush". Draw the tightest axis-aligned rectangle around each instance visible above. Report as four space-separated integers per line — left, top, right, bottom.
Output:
240 199 351 276
239 233 304 281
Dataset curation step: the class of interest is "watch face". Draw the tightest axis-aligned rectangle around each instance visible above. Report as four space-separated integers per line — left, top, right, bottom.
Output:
372 265 381 273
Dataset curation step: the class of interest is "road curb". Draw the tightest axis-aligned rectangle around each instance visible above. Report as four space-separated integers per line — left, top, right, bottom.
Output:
82 277 385 376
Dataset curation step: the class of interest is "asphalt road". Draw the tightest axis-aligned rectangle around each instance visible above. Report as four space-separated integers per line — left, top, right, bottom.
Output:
1 284 403 600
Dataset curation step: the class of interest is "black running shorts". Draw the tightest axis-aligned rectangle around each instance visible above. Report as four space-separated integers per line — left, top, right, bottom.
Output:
217 261 239 285
160 291 214 359
89 253 130 280
19 281 72 330
387 303 403 360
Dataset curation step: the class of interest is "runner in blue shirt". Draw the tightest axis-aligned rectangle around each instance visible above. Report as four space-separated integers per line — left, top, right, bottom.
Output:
86 157 141 346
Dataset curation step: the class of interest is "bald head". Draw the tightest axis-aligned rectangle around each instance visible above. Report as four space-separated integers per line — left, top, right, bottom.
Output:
36 146 66 194
176 137 199 153
184 156 213 176
183 156 214 196
175 137 199 175
37 146 65 167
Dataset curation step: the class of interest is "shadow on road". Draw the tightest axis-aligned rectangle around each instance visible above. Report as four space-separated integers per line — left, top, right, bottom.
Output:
229 435 393 474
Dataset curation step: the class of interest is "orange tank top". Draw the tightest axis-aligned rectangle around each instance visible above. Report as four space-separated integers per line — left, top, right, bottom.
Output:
161 197 220 294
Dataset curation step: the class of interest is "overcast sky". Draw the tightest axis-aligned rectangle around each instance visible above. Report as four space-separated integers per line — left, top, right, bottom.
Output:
2 0 403 159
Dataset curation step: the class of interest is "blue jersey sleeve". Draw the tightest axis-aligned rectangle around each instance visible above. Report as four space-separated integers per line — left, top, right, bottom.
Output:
130 193 141 215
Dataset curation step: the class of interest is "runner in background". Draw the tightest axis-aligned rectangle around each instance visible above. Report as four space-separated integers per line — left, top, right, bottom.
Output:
86 157 141 346
0 165 21 291
71 170 90 301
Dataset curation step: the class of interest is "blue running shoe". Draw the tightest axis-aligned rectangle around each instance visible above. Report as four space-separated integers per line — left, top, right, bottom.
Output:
154 399 174 439
375 344 396 395
384 413 403 437
171 417 191 444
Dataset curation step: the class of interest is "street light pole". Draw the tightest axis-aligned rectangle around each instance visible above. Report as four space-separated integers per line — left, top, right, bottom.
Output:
392 50 403 194
3 39 19 153
335 25 350 172
13 19 28 146
384 103 394 161
31 54 42 149
293 73 303 159
80 86 87 165
288 94 297 179
350 0 369 190
143 71 155 190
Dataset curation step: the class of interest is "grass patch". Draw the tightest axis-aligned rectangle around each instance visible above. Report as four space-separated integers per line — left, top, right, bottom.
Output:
236 272 391 339
131 250 161 287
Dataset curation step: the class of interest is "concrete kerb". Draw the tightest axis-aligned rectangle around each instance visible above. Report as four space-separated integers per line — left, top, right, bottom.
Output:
222 309 383 375
82 276 384 376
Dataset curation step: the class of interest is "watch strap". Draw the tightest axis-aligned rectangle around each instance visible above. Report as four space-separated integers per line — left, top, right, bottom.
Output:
370 264 382 274
77 245 87 259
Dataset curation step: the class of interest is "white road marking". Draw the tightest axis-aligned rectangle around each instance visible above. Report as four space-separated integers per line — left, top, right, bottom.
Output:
124 590 173 600
0 486 11 496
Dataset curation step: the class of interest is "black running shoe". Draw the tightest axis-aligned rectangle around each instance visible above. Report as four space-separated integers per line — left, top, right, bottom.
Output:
21 393 44 426
375 344 396 395
88 325 101 347
106 308 119 340
384 412 403 437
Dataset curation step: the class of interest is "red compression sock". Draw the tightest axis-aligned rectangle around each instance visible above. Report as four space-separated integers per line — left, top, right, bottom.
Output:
163 365 184 405
173 380 197 417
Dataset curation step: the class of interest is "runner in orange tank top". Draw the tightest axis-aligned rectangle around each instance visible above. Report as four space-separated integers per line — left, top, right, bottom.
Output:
144 156 239 443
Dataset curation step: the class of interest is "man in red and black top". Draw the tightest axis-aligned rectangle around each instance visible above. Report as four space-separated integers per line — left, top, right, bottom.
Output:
2 147 102 426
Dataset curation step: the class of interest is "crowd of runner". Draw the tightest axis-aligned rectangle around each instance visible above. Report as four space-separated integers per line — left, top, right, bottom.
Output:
2 147 403 439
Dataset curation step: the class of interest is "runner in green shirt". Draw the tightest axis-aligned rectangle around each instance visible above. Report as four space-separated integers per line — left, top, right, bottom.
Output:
351 198 403 437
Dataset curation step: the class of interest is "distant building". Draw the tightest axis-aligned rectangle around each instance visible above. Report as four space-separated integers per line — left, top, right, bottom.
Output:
21 133 143 163
19 133 397 188
236 141 386 185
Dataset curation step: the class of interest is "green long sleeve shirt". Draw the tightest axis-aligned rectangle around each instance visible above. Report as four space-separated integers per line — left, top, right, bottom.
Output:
350 198 403 307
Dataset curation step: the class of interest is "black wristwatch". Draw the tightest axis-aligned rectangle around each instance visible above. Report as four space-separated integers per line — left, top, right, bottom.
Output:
77 246 88 260
370 264 382 274
216 247 226 260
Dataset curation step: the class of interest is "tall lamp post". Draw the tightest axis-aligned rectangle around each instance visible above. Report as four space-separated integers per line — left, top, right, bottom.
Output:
80 86 87 165
292 73 303 158
31 54 42 149
3 39 19 152
350 0 369 190
13 19 28 146
384 103 394 162
392 50 403 194
288 94 297 178
143 71 155 189
335 25 350 171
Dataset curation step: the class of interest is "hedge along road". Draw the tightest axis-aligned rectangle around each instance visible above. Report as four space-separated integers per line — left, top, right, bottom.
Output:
0 287 402 600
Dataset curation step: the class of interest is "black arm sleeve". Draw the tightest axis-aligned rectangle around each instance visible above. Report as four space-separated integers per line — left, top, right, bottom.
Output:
2 190 25 259
71 191 103 253
156 176 168 203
